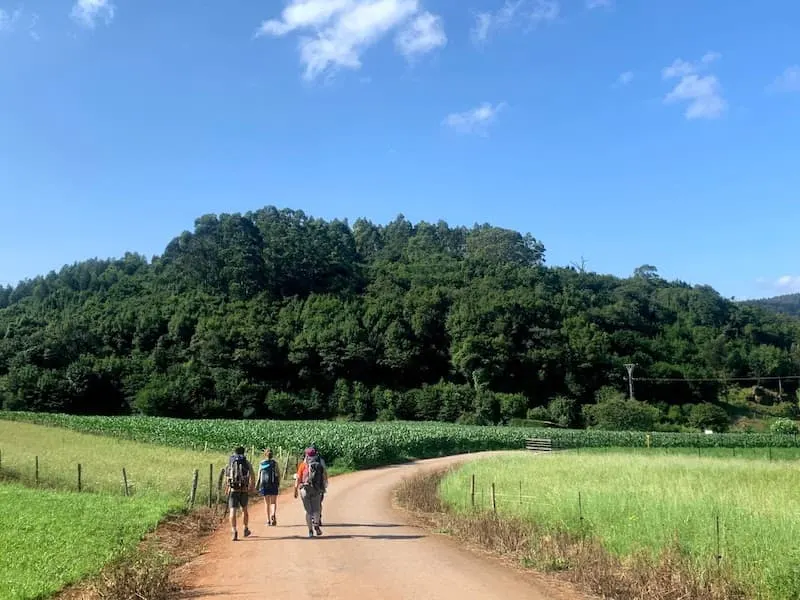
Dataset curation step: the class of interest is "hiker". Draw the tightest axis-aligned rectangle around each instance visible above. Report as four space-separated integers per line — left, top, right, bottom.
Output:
225 445 253 541
294 447 328 538
257 448 280 526
309 443 327 525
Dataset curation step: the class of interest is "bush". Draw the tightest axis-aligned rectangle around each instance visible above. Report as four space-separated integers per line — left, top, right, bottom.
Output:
583 399 660 431
526 406 549 421
547 396 578 427
687 403 730 432
770 418 799 435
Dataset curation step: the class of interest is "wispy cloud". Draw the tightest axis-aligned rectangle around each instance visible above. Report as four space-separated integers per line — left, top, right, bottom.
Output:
662 52 726 120
0 7 22 32
257 0 445 81
471 0 558 45
395 11 446 59
616 71 633 86
767 65 800 94
587 0 613 9
71 0 115 28
443 102 506 135
757 275 800 295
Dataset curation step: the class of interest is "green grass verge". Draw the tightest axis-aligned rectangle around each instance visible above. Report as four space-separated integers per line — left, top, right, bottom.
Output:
0 482 178 600
440 452 800 600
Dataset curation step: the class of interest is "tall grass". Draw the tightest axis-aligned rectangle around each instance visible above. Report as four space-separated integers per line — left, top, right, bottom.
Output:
0 420 237 501
440 452 800 600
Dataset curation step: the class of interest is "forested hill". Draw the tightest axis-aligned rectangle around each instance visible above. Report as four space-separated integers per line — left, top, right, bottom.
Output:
745 294 800 318
1 206 798 427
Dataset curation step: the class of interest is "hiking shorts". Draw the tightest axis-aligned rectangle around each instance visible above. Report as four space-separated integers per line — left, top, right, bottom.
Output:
228 491 249 510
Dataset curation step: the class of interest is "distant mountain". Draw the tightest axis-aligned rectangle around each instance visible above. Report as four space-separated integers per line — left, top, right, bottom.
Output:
744 294 800 317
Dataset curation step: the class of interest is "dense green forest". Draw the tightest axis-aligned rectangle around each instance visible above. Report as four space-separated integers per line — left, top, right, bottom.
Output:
1 207 799 430
746 293 800 318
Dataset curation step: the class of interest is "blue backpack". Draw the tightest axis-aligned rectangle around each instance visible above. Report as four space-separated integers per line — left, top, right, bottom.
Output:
258 459 278 488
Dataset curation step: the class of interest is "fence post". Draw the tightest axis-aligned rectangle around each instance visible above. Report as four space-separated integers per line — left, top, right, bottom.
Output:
715 513 722 572
283 455 291 481
77 464 82 492
217 468 225 505
35 456 39 486
519 480 522 506
769 446 773 461
491 483 497 514
470 474 475 508
190 469 199 508
208 463 213 508
578 491 584 529
122 468 129 497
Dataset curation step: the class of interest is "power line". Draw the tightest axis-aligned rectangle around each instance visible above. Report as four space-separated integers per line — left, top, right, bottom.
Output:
633 375 800 383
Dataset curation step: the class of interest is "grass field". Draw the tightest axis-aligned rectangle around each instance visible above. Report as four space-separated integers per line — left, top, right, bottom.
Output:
440 452 800 600
578 445 800 460
0 420 233 501
0 482 177 600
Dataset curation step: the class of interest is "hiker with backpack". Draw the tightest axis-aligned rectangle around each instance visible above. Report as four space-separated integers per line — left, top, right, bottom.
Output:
309 443 327 525
293 447 328 538
225 446 254 541
257 448 280 526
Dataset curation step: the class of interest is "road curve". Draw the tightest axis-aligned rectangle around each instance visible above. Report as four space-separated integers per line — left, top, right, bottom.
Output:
176 452 585 600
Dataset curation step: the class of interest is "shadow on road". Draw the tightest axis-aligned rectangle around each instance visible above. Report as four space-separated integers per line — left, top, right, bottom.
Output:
240 533 424 541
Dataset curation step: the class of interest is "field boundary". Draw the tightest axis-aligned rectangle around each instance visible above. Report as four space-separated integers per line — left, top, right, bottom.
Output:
55 506 221 600
394 467 748 600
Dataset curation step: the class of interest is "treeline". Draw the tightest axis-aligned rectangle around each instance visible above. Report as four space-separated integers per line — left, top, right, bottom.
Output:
745 293 800 318
1 206 799 427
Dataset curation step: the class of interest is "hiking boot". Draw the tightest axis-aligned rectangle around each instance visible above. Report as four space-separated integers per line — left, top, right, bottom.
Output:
243 528 252 538
232 530 238 542
308 529 314 538
271 516 277 526
314 525 322 536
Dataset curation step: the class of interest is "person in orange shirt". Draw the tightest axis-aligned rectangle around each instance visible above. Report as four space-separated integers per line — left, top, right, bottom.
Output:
294 447 328 538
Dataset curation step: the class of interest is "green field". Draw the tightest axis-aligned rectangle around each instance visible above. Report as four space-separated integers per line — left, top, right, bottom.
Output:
0 420 231 501
0 482 177 600
440 452 800 600
2 412 798 471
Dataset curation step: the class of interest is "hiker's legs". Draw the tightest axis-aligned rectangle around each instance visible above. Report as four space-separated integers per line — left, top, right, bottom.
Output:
267 495 277 521
300 488 318 531
228 493 240 536
242 503 249 530
263 496 270 521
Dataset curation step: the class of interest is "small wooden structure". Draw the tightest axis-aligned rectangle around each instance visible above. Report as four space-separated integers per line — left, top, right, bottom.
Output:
524 438 553 452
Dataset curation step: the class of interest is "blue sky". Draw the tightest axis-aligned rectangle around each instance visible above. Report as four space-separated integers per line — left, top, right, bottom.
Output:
1 0 799 300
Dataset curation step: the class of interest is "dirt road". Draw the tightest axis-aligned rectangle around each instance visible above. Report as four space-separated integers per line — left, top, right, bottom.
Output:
177 452 586 600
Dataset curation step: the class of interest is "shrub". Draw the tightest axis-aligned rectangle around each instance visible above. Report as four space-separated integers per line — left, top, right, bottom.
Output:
770 418 799 435
583 399 660 431
687 403 730 432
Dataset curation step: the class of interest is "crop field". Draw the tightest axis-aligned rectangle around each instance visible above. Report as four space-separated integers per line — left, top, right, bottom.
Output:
0 482 177 600
2 412 798 470
440 452 800 600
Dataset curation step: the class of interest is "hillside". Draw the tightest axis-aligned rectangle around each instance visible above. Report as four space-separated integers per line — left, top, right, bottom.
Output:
1 206 799 428
745 293 800 318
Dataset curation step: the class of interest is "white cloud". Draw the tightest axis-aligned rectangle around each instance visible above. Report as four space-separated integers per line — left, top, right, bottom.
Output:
758 276 800 294
471 0 558 44
587 0 613 9
768 65 800 94
443 102 506 135
395 11 446 59
257 0 444 81
71 0 115 28
617 71 633 85
662 52 726 120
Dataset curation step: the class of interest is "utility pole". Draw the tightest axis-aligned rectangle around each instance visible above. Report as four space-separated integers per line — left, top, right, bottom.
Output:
624 363 636 400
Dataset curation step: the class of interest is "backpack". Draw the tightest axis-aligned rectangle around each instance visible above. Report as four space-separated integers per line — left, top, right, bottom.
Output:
227 454 250 491
303 454 325 492
258 459 278 488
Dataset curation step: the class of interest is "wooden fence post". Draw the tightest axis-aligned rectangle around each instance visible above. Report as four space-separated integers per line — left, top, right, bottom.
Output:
470 474 475 508
189 469 199 507
217 468 225 504
491 483 497 514
122 468 129 497
208 463 213 508
77 464 82 492
35 456 39 486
